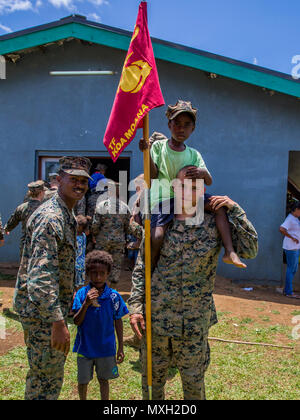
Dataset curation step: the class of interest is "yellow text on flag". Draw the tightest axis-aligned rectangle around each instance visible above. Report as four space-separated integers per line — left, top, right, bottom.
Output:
108 104 149 157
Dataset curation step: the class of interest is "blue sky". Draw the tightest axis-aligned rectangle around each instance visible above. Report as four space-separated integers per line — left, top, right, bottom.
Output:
0 0 299 76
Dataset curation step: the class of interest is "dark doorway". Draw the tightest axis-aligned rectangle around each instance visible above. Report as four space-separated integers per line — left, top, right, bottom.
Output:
87 156 131 204
87 156 130 185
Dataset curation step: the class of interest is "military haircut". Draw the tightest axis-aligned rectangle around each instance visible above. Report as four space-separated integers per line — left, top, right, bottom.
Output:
28 189 42 198
85 250 113 274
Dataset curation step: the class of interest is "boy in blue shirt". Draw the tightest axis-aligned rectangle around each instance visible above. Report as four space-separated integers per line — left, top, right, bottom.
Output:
72 250 128 400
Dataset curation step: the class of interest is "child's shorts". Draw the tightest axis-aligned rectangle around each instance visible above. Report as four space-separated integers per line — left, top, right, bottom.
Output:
77 354 119 384
150 194 212 228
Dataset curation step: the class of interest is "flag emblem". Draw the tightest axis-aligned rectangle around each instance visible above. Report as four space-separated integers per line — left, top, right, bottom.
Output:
103 1 164 162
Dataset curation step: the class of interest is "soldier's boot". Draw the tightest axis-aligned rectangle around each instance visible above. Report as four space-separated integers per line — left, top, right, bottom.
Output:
123 335 141 349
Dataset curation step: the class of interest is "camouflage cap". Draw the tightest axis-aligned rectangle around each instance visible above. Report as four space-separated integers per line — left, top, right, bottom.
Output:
49 172 58 179
59 156 92 179
27 180 45 192
166 100 197 122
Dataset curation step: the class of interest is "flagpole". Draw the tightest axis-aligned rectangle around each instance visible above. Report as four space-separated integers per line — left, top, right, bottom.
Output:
143 113 152 400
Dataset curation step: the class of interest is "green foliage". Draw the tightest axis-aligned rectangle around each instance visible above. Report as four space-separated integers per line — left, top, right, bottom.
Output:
0 313 299 400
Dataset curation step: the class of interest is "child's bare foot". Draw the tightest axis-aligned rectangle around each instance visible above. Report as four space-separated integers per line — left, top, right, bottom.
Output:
223 251 247 268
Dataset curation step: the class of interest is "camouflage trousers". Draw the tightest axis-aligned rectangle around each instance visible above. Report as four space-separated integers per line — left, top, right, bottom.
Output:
140 332 210 400
21 317 66 400
94 241 124 285
86 191 108 220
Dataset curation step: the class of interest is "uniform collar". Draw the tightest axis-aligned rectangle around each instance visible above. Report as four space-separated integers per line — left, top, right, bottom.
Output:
54 192 76 222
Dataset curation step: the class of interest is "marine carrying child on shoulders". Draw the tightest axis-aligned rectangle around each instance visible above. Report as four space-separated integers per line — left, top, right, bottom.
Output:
139 99 247 270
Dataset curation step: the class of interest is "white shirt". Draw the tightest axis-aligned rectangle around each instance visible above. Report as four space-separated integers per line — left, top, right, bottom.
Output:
281 213 300 250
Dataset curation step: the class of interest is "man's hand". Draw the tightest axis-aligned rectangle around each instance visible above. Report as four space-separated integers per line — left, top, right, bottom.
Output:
51 320 70 356
130 314 145 339
116 347 125 364
0 239 4 247
209 195 236 211
292 237 299 244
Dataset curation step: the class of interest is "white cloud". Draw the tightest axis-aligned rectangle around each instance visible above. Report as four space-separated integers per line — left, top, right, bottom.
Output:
0 0 33 14
47 0 108 11
0 22 12 32
88 0 108 5
0 0 109 16
48 0 76 10
87 12 101 22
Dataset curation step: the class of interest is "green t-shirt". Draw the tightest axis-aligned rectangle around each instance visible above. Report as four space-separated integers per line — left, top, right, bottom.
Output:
150 139 209 210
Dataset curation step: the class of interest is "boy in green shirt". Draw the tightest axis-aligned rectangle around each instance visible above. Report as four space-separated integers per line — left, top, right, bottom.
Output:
139 99 246 269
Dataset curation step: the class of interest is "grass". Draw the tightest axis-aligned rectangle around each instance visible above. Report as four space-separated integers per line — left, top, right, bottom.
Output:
0 310 299 400
291 310 300 316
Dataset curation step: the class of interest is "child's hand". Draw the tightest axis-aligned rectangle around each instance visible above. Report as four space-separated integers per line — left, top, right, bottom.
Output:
139 138 149 152
85 288 100 306
185 167 207 179
116 348 125 364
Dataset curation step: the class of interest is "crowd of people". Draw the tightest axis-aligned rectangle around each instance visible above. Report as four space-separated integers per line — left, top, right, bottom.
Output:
9 99 300 400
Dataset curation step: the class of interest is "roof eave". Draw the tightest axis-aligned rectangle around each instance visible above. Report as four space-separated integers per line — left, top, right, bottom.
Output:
1 18 300 98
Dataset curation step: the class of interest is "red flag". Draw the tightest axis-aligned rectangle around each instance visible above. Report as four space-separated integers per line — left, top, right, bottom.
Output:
103 1 165 162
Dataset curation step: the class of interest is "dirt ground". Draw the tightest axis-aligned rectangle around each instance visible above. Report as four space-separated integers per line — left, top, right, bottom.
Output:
0 259 300 355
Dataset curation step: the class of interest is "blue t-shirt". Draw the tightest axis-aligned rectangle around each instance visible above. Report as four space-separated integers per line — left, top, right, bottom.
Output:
88 172 107 190
72 283 129 358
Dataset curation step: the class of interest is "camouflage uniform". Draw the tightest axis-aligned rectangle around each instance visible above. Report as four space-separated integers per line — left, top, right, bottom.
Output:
149 131 168 146
86 190 108 219
43 186 58 201
86 179 109 252
4 199 42 256
5 181 46 256
13 156 91 400
128 204 258 400
43 173 59 202
13 193 77 399
92 197 142 285
74 195 86 216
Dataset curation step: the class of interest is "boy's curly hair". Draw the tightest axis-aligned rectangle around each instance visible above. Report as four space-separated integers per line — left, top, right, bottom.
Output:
85 250 113 274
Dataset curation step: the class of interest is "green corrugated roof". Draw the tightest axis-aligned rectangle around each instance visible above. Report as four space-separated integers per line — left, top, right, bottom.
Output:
1 15 300 98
